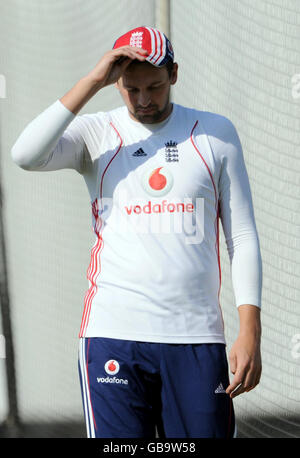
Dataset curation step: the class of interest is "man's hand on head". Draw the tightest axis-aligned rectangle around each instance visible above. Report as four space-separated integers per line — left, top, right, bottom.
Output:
87 46 148 89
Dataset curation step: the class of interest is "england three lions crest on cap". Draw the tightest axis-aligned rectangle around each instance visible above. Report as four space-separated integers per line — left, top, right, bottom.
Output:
130 31 143 48
165 140 179 162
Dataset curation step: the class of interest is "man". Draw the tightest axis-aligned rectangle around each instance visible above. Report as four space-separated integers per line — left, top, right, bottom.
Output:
11 26 262 438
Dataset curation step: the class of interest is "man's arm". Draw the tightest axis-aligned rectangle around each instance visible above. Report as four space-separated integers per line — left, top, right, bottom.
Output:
216 117 263 398
11 46 147 170
60 46 148 114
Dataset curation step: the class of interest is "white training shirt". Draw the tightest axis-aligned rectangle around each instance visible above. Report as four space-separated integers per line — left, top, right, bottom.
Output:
11 99 262 343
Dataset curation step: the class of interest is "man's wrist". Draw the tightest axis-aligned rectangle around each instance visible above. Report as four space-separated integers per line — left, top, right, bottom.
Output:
238 326 261 339
237 304 262 338
80 74 104 97
84 72 105 90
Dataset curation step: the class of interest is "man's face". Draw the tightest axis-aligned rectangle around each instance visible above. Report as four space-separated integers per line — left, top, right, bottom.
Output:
115 60 178 124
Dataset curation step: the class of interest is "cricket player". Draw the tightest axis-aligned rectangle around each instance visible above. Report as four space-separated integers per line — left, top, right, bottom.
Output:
11 26 263 438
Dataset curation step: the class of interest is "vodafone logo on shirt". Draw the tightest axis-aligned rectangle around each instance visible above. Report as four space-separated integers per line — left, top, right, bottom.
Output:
96 164 204 243
142 166 173 196
123 166 195 215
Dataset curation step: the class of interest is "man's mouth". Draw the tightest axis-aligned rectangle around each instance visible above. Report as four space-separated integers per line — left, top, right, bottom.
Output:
137 107 156 113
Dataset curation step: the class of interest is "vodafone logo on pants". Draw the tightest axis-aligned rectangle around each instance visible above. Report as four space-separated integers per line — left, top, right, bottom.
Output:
97 360 129 385
104 360 120 375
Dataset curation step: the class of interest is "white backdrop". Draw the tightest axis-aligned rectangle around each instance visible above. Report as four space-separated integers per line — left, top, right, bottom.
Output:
0 0 299 437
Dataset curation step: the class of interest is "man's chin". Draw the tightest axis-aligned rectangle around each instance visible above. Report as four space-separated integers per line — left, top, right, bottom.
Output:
135 115 156 124
133 111 161 124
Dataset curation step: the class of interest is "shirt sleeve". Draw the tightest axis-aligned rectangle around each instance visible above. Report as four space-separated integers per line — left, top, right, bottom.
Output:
217 118 263 309
11 99 92 174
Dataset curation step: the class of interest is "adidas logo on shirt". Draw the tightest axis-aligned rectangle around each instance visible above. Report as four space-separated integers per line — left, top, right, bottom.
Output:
132 148 147 157
214 382 226 394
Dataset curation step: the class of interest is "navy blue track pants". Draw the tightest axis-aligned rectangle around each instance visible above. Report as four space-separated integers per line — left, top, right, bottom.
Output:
78 337 235 438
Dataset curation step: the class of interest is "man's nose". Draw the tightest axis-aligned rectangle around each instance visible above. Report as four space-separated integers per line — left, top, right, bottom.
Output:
138 91 151 107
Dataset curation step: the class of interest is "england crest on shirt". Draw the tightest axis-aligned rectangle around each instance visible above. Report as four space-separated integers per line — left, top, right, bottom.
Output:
165 140 179 162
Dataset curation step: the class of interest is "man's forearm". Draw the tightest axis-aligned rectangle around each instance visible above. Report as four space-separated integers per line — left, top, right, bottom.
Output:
238 304 261 338
59 74 103 116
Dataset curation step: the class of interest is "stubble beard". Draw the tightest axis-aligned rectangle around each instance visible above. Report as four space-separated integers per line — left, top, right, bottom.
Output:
130 91 171 124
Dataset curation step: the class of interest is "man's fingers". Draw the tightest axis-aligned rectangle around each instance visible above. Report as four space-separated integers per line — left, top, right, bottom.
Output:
229 353 237 374
233 377 257 396
228 365 262 397
229 383 247 398
225 359 252 395
225 369 245 396
244 367 262 392
242 364 255 388
115 52 143 63
109 47 148 82
114 46 148 62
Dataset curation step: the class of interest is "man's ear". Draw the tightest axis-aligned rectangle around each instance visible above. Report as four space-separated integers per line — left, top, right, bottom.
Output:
170 62 178 85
